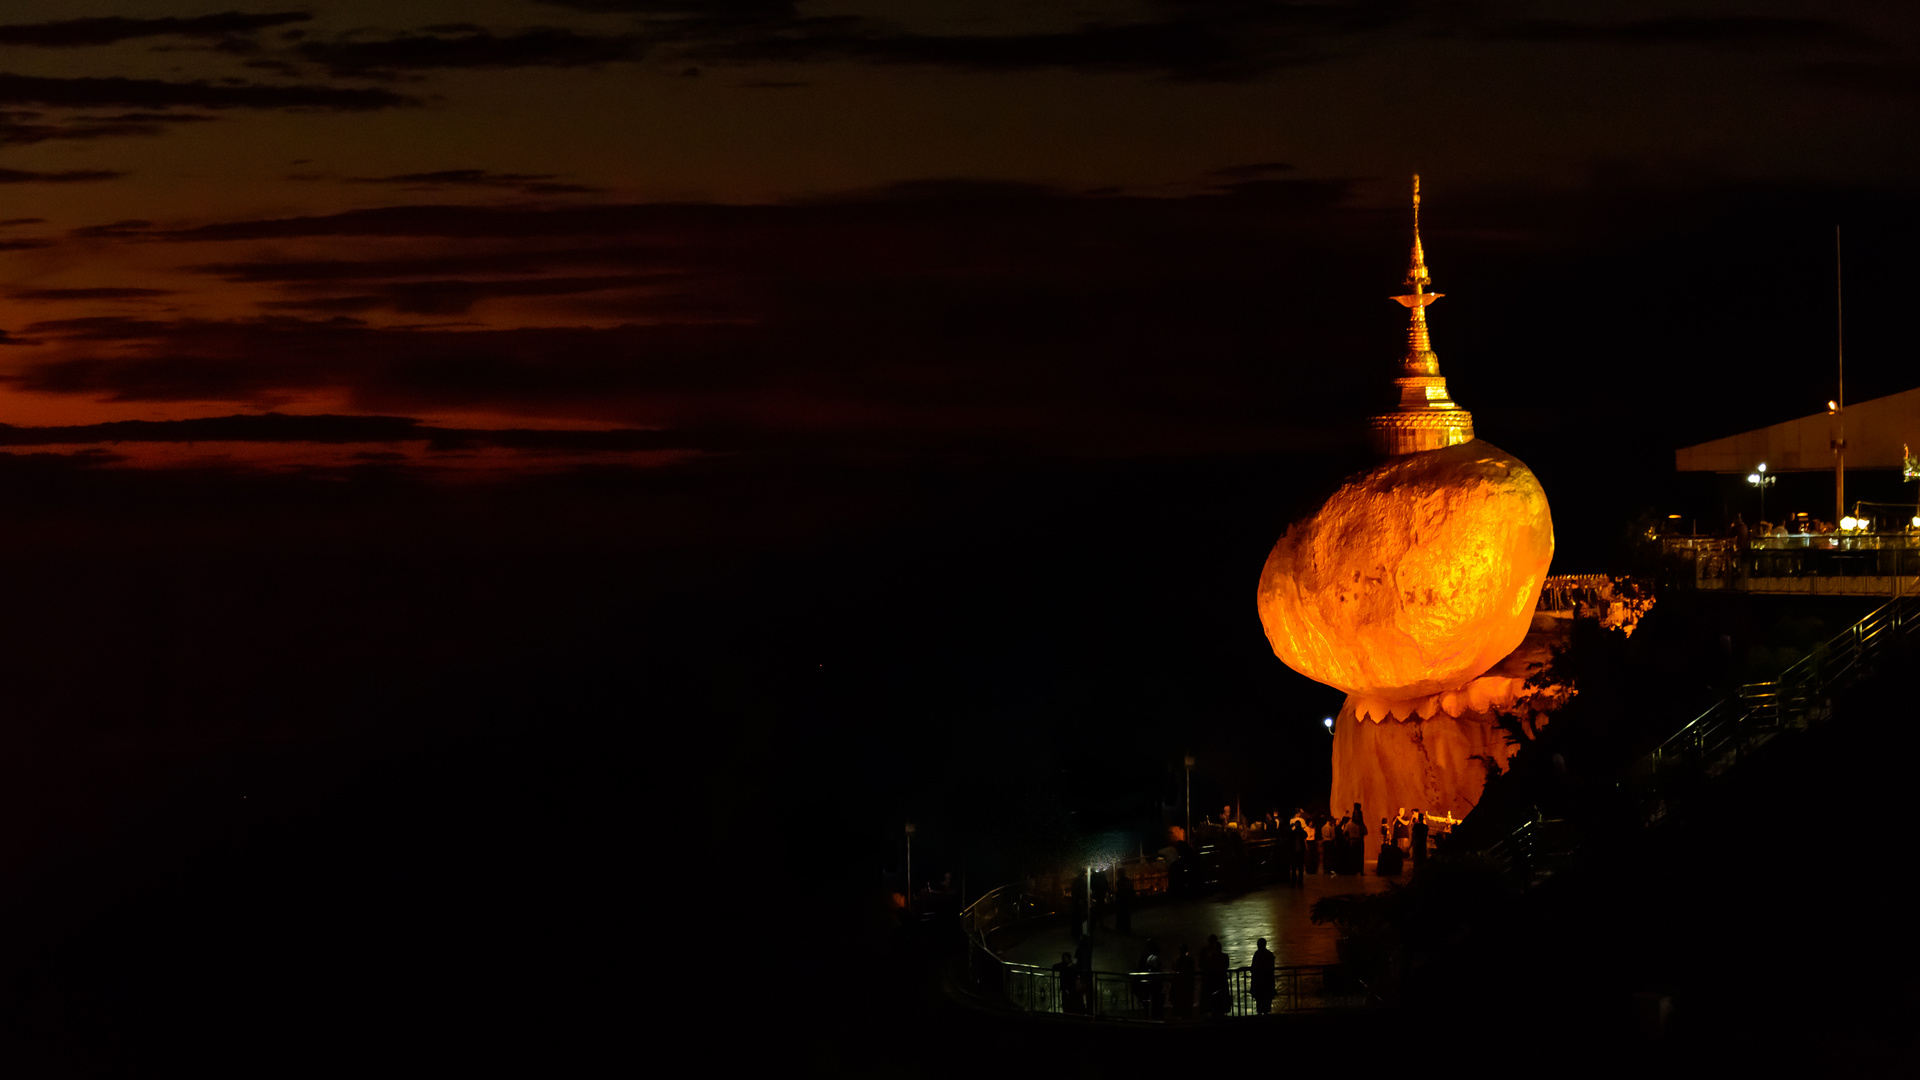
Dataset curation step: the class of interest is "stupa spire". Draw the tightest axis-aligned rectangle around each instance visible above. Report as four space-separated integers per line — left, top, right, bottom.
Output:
1367 173 1475 456
1409 173 1429 290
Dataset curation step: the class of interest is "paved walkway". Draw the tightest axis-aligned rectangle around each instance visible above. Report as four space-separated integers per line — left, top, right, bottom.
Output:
996 869 1397 972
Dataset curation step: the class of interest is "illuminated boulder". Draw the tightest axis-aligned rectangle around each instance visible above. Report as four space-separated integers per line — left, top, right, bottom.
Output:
1256 439 1554 702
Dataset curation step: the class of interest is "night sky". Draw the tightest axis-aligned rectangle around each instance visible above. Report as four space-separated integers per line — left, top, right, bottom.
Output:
1 2 1918 1066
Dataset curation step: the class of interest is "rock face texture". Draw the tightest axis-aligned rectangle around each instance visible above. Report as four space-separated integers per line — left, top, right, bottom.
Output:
1327 612 1572 823
1328 696 1513 826
1256 439 1555 702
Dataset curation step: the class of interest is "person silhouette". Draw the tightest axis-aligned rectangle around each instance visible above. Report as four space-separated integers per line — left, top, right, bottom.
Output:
1288 816 1307 886
1171 944 1195 1019
1053 951 1075 1013
1091 868 1110 931
1376 816 1401 875
1346 806 1366 874
1067 871 1088 939
1201 934 1230 1018
1134 938 1162 1019
1251 938 1276 1014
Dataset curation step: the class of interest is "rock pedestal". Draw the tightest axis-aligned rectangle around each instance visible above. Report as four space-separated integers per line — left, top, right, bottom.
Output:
1329 696 1516 829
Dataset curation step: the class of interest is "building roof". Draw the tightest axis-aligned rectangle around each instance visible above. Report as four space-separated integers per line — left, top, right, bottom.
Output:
1675 386 1920 473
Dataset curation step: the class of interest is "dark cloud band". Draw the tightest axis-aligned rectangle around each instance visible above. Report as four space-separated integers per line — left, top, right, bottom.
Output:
0 166 123 183
0 12 313 48
0 72 413 111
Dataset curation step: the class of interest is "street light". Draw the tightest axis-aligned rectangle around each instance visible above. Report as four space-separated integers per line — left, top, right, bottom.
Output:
1747 463 1776 521
1324 716 1334 735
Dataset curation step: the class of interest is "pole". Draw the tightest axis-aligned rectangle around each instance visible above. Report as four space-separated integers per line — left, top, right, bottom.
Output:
1836 226 1846 526
1184 755 1193 838
905 822 914 915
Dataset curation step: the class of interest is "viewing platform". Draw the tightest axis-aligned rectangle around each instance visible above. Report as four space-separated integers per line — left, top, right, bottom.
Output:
1662 534 1920 596
955 833 1411 1022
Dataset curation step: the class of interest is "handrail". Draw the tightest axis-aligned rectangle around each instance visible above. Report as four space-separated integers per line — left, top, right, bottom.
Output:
1651 591 1917 764
977 957 1372 1019
959 833 1305 946
959 849 1175 946
1537 573 1647 612
1485 590 1920 881
953 837 1373 1017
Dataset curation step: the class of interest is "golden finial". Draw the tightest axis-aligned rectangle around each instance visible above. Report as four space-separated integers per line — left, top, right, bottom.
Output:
1408 173 1428 292
1391 174 1442 377
1368 173 1474 456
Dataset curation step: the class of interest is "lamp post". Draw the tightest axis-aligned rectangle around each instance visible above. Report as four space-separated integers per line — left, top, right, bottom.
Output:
904 821 915 915
1835 227 1846 527
1183 755 1193 839
1747 463 1776 522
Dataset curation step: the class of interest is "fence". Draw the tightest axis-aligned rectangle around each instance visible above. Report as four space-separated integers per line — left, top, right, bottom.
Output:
1640 589 1919 806
1662 534 1920 592
1481 589 1920 877
959 833 1301 950
984 960 1371 1020
1537 573 1629 612
956 834 1376 1019
959 853 1172 950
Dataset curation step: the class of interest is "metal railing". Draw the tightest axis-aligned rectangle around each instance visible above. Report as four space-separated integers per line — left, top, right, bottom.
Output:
1482 589 1920 877
985 960 1371 1020
1643 590 1920 798
1662 533 1920 592
955 836 1379 1019
958 855 1174 951
1484 814 1578 881
1537 574 1642 613
957 833 1298 951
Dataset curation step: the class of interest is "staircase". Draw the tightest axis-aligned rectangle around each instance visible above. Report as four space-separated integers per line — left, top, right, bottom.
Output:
1485 590 1920 879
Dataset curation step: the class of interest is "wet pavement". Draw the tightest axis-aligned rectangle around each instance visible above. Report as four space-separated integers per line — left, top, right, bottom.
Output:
996 869 1398 973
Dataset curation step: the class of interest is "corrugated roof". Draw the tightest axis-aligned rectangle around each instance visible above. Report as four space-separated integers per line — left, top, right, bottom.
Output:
1675 386 1920 473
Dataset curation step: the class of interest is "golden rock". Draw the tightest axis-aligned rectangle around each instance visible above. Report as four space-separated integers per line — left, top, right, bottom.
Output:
1257 439 1555 702
1257 176 1560 833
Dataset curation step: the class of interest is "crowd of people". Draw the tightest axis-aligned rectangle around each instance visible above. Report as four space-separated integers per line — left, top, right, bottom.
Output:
1731 512 1843 540
1204 802 1445 879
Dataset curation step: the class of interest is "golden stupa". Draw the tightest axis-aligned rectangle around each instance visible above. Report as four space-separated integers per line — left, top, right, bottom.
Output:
1256 176 1555 823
